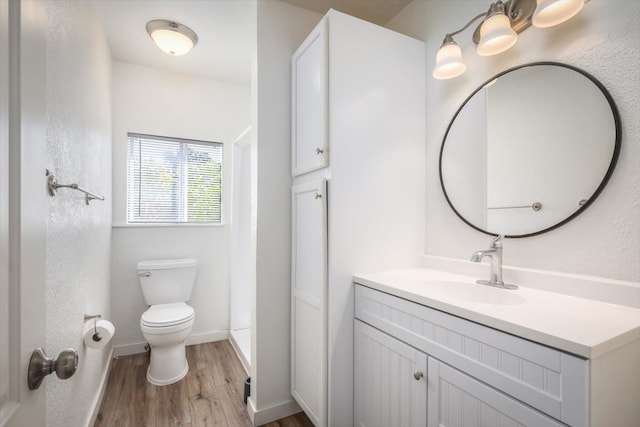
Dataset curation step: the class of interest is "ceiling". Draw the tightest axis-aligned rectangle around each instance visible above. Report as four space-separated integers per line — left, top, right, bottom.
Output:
281 0 412 27
94 0 254 85
94 0 412 85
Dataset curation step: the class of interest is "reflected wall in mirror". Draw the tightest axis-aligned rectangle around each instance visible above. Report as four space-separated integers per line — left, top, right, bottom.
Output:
439 62 621 237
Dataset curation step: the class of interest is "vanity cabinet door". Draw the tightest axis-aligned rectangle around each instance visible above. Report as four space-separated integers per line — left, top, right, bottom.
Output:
291 18 328 176
354 320 427 427
428 357 564 427
292 180 327 426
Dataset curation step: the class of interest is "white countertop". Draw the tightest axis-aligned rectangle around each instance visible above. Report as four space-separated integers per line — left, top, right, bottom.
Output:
353 268 640 359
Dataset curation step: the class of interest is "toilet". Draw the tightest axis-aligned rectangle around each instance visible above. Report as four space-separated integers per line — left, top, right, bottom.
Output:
137 258 197 386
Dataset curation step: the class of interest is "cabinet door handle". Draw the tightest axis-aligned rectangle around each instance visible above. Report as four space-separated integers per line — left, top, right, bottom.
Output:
314 192 322 199
413 371 424 381
315 148 324 155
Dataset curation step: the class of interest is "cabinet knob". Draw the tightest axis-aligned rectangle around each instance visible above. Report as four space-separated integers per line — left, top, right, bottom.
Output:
315 148 324 155
314 192 322 199
413 371 424 381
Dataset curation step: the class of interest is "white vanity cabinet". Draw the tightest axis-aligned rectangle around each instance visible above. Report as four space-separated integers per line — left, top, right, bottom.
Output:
355 318 565 427
354 284 589 427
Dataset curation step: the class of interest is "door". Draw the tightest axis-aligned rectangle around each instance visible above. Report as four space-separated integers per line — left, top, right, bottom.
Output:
0 0 47 425
354 320 427 427
427 358 564 427
291 180 327 426
291 18 328 176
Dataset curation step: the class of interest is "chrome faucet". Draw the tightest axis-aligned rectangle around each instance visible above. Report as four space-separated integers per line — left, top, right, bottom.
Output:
470 235 518 290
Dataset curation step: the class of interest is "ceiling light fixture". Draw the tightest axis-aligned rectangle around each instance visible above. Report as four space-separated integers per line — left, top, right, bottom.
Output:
432 0 587 80
146 19 198 56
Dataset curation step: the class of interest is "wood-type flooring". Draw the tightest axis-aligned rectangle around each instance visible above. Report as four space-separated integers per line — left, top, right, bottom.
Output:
95 340 313 427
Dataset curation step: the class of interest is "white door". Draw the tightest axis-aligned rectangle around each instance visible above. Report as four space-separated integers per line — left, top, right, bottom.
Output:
354 320 427 427
291 180 327 426
0 0 47 425
291 18 328 176
427 358 563 427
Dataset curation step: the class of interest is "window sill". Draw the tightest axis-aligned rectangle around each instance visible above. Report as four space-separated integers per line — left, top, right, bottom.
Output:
112 222 226 228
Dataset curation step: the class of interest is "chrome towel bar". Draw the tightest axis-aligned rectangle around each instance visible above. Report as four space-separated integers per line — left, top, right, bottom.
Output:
46 169 105 205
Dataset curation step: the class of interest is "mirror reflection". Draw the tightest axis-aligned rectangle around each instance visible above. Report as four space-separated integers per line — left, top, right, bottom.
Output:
440 63 620 237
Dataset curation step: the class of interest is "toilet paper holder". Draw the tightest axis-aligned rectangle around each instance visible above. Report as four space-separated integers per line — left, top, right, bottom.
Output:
84 314 103 343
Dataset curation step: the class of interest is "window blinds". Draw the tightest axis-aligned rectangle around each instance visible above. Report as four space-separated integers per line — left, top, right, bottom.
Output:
127 133 223 223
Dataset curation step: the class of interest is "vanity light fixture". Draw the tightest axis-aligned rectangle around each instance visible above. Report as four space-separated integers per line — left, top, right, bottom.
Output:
477 2 518 56
532 0 585 28
433 0 587 79
146 19 198 56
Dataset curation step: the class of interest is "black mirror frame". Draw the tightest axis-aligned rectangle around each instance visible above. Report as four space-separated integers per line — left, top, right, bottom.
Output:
438 61 621 238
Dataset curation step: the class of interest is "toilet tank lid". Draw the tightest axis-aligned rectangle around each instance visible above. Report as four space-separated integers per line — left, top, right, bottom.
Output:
137 258 198 271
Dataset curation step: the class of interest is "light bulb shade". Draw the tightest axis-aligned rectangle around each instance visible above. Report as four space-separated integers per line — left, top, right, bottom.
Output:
532 0 584 28
433 42 466 79
146 20 198 56
477 13 518 56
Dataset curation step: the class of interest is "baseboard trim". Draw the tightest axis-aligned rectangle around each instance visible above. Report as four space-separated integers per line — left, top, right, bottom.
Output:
229 332 250 375
113 330 230 357
84 346 114 427
113 341 147 357
187 330 229 346
248 397 302 426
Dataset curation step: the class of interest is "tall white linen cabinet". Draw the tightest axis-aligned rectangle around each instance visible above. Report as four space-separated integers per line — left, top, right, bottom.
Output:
290 10 426 427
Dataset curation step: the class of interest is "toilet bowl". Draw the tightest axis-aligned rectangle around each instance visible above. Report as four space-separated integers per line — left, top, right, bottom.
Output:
137 258 198 386
140 302 195 385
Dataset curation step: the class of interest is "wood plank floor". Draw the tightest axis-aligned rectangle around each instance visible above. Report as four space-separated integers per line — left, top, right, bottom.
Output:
96 341 313 427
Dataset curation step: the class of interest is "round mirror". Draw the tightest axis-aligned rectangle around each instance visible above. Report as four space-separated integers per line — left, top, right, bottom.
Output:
439 62 621 238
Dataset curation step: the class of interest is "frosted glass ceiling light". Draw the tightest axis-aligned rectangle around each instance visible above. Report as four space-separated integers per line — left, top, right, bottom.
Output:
477 3 518 56
146 20 198 56
532 0 585 28
433 36 467 80
433 0 588 80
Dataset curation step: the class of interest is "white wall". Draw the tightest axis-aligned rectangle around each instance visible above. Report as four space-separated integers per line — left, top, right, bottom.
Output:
387 0 640 282
45 1 112 425
251 1 321 423
110 62 250 353
325 11 426 426
230 128 252 331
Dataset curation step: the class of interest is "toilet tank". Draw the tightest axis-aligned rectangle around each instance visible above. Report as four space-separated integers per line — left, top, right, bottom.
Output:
137 258 198 305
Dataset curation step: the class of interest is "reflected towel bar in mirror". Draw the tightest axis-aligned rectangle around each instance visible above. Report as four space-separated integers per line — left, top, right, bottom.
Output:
487 202 542 211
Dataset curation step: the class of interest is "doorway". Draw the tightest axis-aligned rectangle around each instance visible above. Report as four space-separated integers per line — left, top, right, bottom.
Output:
230 127 253 372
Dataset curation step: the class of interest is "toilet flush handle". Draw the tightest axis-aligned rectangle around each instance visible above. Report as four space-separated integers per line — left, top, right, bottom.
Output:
138 271 151 278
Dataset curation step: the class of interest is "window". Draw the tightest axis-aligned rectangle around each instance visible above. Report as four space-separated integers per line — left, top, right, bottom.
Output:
127 133 223 224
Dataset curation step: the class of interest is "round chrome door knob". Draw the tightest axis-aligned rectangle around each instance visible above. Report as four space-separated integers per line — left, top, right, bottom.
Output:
55 348 79 379
28 347 78 390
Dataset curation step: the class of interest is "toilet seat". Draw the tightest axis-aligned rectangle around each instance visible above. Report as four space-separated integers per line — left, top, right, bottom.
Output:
141 302 194 328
